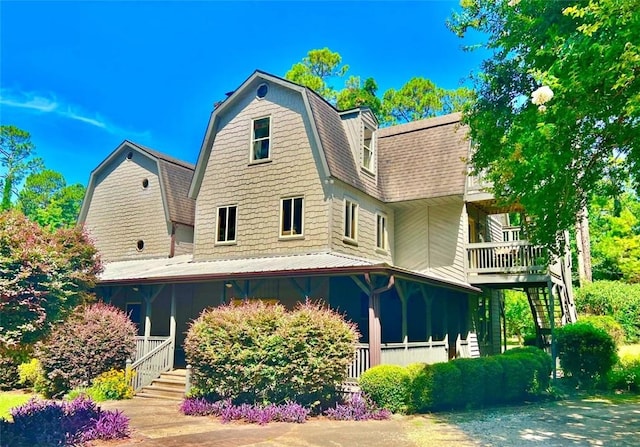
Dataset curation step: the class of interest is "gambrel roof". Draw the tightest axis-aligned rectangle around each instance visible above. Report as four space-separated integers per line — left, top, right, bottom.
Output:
378 113 470 202
189 70 470 203
78 140 196 227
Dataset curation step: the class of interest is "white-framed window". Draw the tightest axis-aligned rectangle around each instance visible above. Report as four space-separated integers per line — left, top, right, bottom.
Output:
362 125 375 173
280 196 304 237
344 199 358 241
216 205 237 243
251 116 271 162
376 213 388 251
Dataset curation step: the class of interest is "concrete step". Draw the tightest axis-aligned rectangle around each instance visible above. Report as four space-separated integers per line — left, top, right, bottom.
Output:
136 389 184 401
136 368 187 401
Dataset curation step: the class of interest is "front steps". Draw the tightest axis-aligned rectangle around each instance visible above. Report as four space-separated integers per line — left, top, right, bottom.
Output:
136 369 187 401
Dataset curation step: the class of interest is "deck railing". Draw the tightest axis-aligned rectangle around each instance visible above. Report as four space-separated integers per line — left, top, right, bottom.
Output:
127 337 173 391
380 336 449 365
467 241 546 275
347 344 370 381
134 336 170 361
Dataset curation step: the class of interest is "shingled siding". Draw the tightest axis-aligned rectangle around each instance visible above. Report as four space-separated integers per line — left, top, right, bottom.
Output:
329 184 393 263
84 152 171 261
194 82 329 260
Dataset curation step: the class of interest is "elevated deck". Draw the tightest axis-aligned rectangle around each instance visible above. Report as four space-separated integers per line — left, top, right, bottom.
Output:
467 240 548 285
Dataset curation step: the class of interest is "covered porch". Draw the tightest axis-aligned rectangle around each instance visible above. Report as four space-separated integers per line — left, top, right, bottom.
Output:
97 253 488 390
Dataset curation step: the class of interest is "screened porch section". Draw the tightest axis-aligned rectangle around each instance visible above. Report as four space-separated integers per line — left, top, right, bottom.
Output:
101 273 483 390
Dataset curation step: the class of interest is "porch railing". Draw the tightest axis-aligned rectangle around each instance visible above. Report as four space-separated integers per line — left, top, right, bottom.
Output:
380 336 449 365
127 337 173 391
134 336 170 361
467 241 546 274
347 344 370 381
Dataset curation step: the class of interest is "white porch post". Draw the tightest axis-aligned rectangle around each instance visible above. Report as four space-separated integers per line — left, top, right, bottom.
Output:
142 285 165 356
144 297 152 355
169 284 177 370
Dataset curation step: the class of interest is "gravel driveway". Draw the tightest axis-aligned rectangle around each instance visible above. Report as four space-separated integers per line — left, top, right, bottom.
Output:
98 394 640 446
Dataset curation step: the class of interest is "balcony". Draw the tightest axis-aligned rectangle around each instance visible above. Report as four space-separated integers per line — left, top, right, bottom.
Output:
467 240 548 285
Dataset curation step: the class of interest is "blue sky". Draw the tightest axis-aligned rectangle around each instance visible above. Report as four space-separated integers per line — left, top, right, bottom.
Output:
1 1 487 187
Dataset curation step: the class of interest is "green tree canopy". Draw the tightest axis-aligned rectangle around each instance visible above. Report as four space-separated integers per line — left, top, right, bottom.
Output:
0 125 43 210
0 210 102 353
285 47 349 103
336 76 382 119
17 169 86 228
381 77 472 125
589 191 640 283
448 0 640 253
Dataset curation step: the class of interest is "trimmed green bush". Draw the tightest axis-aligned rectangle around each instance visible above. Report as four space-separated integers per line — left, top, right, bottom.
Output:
479 356 504 405
429 362 463 410
36 303 136 397
556 321 618 388
495 355 531 401
184 300 359 406
359 364 411 414
575 281 640 342
503 346 552 390
406 363 434 413
452 358 487 408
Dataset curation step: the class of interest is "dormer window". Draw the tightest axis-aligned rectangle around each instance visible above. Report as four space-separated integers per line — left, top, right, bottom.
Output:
251 116 271 162
362 125 375 173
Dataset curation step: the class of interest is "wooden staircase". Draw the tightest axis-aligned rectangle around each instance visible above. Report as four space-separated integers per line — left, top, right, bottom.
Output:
525 254 578 346
136 369 187 401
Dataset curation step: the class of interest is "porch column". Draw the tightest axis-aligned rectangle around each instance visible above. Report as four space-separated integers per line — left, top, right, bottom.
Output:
142 285 165 355
369 292 382 367
395 282 409 347
169 285 177 370
420 285 432 341
366 274 395 367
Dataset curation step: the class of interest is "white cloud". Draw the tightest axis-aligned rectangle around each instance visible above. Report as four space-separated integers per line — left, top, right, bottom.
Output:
0 88 150 139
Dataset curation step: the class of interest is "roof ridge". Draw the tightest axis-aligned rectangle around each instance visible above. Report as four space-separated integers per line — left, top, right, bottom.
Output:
378 113 462 138
126 140 195 170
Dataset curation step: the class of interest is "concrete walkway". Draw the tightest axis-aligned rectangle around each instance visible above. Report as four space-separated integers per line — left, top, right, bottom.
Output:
96 395 640 447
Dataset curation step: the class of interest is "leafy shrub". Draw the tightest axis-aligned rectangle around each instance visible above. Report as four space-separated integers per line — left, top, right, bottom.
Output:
179 398 310 424
452 358 487 408
556 321 618 388
579 315 626 346
36 303 136 397
359 364 411 414
324 392 391 420
408 362 464 412
479 356 504 405
0 396 129 446
607 354 640 392
184 300 358 406
429 362 463 410
575 281 640 342
86 369 133 401
495 355 531 401
67 369 134 402
406 363 432 413
17 358 46 393
503 346 552 390
0 211 102 353
0 351 25 391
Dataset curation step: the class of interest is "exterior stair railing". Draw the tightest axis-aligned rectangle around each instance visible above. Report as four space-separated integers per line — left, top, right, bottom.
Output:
127 337 173 391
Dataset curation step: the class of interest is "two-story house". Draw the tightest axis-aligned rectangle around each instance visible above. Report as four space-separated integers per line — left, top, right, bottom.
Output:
79 70 576 392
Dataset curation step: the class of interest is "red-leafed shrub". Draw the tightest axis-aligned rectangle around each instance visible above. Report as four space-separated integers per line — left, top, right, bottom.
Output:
36 303 136 397
184 300 359 406
0 210 101 354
